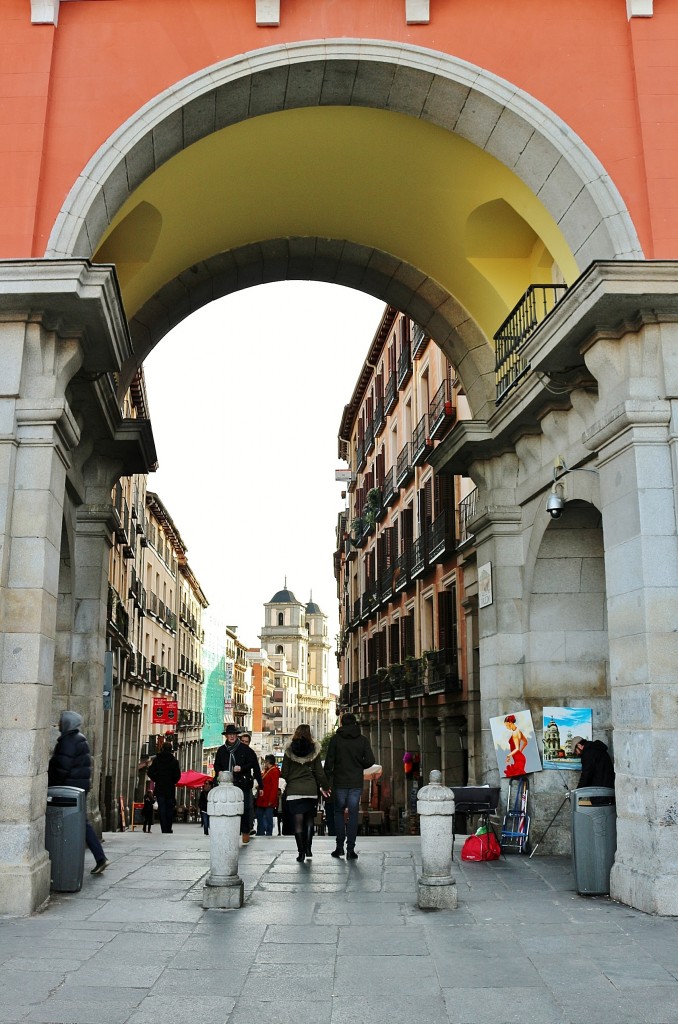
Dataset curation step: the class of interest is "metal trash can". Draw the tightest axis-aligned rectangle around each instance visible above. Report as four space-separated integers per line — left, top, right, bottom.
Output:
571 786 616 895
45 786 87 892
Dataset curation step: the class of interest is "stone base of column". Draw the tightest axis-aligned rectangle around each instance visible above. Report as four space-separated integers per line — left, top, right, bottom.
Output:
202 875 244 909
0 853 52 916
417 878 458 910
611 863 678 917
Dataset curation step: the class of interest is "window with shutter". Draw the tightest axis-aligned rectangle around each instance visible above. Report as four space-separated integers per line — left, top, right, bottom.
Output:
389 621 400 665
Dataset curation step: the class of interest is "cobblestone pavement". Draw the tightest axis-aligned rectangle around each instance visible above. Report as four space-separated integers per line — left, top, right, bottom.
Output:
1 827 677 1024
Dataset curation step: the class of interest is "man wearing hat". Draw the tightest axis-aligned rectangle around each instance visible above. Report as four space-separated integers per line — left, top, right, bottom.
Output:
571 735 615 789
213 725 262 843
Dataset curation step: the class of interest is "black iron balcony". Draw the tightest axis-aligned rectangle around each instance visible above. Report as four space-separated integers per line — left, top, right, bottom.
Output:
365 420 375 456
406 657 424 698
374 396 385 437
356 438 366 472
457 487 478 547
397 343 412 390
382 466 398 508
412 413 433 466
389 663 407 700
411 324 428 359
359 678 370 705
393 548 409 593
340 683 350 707
384 373 398 414
410 535 426 579
428 509 454 562
429 378 456 441
349 680 360 707
368 673 381 704
424 647 460 694
380 572 393 605
396 441 413 488
495 283 567 403
353 597 361 625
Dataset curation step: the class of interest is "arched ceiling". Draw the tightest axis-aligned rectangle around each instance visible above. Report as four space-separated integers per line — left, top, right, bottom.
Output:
95 105 577 415
97 105 575 332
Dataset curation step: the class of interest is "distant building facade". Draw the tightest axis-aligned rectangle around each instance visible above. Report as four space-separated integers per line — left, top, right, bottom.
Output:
260 585 334 745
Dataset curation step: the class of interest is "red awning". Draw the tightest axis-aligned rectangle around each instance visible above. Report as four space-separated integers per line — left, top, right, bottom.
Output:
176 770 212 788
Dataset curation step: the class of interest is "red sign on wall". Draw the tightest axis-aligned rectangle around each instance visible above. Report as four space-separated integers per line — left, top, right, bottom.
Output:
153 698 178 724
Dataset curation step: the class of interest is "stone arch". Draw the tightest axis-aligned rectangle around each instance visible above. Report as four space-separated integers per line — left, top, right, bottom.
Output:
47 40 641 265
45 41 641 418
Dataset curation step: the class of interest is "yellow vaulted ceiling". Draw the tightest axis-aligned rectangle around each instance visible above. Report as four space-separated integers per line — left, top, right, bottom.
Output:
95 106 577 337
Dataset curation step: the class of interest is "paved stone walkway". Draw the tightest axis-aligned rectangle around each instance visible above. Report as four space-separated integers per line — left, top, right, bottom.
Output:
1 827 677 1024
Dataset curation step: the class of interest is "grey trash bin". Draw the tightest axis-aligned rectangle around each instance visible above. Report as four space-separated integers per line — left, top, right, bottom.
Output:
45 786 87 892
571 786 616 895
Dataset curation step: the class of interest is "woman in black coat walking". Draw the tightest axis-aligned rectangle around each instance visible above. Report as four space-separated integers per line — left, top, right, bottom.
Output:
281 724 330 863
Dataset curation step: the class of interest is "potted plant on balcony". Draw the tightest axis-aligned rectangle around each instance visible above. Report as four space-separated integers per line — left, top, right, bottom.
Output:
364 487 382 530
350 516 364 543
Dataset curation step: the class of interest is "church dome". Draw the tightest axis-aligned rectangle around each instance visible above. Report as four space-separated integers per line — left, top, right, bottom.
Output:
306 600 322 615
269 587 298 604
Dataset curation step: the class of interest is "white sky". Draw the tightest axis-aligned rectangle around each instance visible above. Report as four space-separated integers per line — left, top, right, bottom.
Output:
143 281 385 687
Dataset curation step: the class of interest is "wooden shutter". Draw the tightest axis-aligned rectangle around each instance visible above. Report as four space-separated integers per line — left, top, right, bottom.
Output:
389 622 400 665
438 585 457 656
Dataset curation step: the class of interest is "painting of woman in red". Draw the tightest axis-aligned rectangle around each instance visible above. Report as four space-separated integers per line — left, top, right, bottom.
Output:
504 714 528 777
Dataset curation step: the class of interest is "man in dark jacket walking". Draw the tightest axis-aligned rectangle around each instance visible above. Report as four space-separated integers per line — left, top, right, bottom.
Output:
147 741 181 833
213 724 262 843
571 735 615 788
324 713 375 859
48 711 109 874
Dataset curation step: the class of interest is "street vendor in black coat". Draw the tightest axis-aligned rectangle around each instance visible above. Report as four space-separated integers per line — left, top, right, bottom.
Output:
146 741 181 833
213 724 262 842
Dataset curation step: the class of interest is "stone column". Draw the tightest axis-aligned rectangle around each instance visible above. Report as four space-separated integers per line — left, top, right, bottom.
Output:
0 316 83 916
583 321 678 915
69 456 121 833
203 772 244 909
417 770 457 909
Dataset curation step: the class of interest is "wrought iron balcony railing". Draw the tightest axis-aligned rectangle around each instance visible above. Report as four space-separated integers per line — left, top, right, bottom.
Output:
412 324 428 359
495 283 567 403
429 378 455 440
410 535 426 579
382 465 398 508
412 413 432 466
457 487 478 547
374 396 385 437
384 373 398 415
428 509 454 562
396 441 413 488
397 343 412 389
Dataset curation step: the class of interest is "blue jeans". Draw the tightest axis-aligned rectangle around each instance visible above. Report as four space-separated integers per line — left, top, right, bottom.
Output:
256 806 274 836
86 821 105 865
200 811 210 834
333 788 362 850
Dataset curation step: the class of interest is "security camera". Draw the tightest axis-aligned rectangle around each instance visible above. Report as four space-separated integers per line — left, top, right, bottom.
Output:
546 491 565 519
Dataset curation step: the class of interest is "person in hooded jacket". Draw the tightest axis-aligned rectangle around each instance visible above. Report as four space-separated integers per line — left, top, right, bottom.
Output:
48 710 109 875
571 735 616 789
281 724 331 862
324 713 375 860
146 741 181 833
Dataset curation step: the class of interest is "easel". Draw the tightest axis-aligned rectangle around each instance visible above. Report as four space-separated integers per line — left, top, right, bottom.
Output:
501 776 530 853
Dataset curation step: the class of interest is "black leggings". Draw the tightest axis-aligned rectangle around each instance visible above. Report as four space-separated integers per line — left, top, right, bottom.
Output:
291 809 314 835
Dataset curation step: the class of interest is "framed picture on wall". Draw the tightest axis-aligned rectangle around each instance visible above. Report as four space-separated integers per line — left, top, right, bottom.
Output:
489 709 542 777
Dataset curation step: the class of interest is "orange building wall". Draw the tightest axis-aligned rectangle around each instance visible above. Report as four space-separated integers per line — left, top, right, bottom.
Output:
3 0 678 257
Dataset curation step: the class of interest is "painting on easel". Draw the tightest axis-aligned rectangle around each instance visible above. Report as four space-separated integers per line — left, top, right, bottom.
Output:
542 707 592 771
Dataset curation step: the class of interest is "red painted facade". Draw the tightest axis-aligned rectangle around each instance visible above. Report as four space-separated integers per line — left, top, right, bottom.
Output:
2 0 677 257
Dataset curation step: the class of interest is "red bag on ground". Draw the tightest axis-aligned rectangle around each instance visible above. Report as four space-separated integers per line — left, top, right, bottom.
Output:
461 830 501 861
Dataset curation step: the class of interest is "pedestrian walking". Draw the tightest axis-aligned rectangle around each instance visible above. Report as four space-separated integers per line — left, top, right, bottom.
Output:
142 787 155 833
146 741 181 833
281 724 331 862
198 780 212 835
47 710 109 875
213 724 262 844
256 755 280 836
239 731 257 835
324 713 375 860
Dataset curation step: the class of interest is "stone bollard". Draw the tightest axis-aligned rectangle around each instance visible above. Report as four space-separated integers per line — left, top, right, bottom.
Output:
417 769 458 909
202 771 244 909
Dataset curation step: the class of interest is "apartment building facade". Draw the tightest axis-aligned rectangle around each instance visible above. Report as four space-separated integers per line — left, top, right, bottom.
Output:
102 383 208 828
334 308 475 826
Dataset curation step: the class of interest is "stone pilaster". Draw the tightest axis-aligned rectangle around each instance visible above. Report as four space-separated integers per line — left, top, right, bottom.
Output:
583 324 678 913
0 317 83 916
